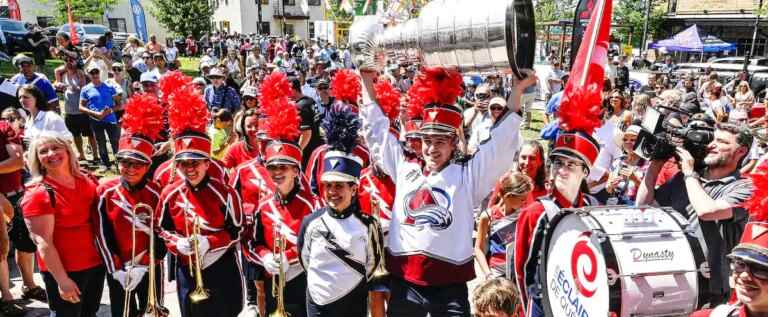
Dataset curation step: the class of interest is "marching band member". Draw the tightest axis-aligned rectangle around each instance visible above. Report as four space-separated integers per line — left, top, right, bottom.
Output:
305 70 370 197
247 72 317 317
157 85 243 317
152 150 228 188
513 5 609 315
359 67 534 316
94 94 166 317
298 106 383 317
22 131 105 317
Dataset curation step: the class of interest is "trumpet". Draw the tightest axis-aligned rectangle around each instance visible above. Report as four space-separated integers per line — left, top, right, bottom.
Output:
368 199 389 281
270 224 289 317
123 203 169 317
189 216 210 303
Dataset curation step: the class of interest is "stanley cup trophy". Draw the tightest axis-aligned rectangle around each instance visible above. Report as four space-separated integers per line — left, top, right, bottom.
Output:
349 0 536 78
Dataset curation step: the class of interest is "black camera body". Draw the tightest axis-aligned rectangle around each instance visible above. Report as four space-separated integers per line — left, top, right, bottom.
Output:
633 106 714 168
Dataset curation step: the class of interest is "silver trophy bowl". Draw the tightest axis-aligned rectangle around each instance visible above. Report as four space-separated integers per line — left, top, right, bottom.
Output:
350 0 535 78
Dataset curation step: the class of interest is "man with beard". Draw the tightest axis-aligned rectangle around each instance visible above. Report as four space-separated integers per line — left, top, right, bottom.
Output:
637 122 755 306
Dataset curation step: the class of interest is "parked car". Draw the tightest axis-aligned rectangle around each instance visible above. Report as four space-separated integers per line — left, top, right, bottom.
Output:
0 18 31 54
58 23 109 46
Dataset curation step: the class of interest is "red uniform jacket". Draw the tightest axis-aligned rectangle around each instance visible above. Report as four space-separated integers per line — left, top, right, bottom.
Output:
358 167 395 233
95 178 163 274
153 158 228 189
513 190 589 308
305 144 370 197
249 184 317 267
157 176 242 266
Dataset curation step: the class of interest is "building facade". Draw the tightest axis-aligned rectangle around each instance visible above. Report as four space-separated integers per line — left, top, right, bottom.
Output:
211 0 326 40
663 0 768 57
13 0 171 45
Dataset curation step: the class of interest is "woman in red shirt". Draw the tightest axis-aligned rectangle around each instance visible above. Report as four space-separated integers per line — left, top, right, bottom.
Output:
21 134 104 317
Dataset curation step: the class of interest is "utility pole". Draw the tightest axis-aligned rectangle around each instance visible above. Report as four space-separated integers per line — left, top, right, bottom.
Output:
640 0 652 53
746 0 765 72
282 0 287 37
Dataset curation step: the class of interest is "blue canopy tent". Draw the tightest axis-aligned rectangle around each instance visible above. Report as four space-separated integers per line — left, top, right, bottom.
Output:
650 25 736 53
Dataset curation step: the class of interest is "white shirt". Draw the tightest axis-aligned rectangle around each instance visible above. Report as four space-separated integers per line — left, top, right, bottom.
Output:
24 110 73 145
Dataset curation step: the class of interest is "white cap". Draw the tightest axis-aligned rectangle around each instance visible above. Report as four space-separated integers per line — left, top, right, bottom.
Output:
140 72 158 83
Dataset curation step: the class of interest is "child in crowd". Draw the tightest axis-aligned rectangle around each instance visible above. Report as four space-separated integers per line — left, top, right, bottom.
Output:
209 108 234 159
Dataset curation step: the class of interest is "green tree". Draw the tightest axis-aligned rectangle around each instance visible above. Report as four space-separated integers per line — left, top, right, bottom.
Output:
150 0 212 39
534 0 576 23
613 0 667 48
36 0 119 24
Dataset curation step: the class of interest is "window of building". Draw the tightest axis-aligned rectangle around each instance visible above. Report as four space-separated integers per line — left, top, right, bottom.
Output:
82 18 95 24
283 0 296 5
259 22 270 35
37 16 55 27
308 0 321 5
309 22 315 38
284 23 294 36
108 18 127 32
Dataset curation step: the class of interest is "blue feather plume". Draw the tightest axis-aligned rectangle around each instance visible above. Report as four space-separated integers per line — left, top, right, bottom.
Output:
322 105 360 153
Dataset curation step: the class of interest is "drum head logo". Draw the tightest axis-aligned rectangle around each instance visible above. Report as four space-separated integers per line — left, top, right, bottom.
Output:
571 233 598 298
402 186 452 230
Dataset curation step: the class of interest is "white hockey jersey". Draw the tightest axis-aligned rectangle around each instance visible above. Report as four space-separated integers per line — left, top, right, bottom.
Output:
360 102 522 285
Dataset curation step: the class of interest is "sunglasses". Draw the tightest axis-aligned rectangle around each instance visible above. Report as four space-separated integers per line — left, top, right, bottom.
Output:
490 105 505 111
475 94 490 100
552 158 584 171
266 164 293 171
731 259 768 281
317 85 329 90
112 67 123 71
118 160 148 169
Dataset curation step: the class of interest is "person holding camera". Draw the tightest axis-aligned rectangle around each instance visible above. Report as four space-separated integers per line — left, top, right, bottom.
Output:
636 122 755 306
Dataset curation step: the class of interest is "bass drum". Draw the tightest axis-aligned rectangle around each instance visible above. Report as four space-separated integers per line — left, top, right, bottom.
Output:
538 206 709 317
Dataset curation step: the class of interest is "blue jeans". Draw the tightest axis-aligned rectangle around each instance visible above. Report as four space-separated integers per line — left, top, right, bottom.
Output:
90 120 120 167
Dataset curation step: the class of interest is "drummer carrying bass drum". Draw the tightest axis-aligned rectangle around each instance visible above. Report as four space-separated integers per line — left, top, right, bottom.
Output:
513 130 600 317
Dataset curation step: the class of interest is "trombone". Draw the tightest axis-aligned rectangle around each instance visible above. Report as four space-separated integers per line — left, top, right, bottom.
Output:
124 203 169 317
270 224 289 317
189 216 210 303
143 203 169 317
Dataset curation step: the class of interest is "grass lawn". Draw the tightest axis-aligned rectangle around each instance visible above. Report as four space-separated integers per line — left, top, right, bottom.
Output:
0 58 64 79
178 57 200 77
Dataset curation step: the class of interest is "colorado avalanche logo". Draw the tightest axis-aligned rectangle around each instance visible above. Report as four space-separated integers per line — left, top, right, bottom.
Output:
571 232 598 298
402 186 452 230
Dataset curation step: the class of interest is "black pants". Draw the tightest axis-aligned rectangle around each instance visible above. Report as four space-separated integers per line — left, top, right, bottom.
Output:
106 264 163 317
241 252 262 305
387 277 470 317
41 266 106 317
7 193 36 252
176 250 243 317
264 271 307 317
306 281 368 317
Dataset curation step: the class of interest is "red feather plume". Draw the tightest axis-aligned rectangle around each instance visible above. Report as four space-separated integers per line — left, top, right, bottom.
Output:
558 0 612 135
262 97 301 141
259 72 293 108
121 93 164 141
745 164 768 222
374 80 401 121
406 78 427 120
414 67 463 106
167 85 209 137
158 71 192 104
258 72 300 141
331 69 361 104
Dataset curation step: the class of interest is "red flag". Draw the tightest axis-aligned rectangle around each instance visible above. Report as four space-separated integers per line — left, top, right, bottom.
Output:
66 0 79 45
7 0 20 20
558 0 612 135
